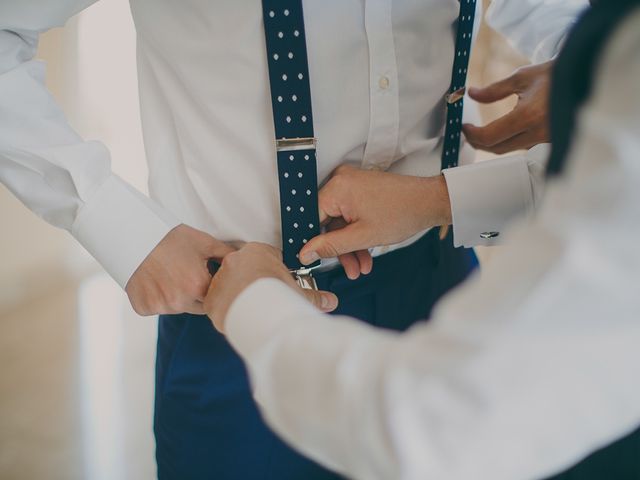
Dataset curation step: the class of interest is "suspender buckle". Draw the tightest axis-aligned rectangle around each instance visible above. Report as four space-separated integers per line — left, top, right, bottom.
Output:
276 137 318 152
445 86 466 104
291 267 318 291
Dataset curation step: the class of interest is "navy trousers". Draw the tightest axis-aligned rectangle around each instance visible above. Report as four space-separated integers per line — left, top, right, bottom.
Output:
544 426 640 480
154 229 478 479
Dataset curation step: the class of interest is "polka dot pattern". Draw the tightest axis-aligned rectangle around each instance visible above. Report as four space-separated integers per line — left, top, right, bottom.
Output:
262 2 314 140
263 0 320 269
276 148 321 268
442 0 476 170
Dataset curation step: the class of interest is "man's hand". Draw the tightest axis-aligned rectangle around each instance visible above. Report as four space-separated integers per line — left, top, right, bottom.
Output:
463 60 553 154
326 216 374 281
204 243 338 333
299 165 451 266
125 224 235 316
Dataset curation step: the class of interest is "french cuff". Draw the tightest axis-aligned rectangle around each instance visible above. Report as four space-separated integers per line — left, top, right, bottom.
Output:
227 277 314 359
443 155 534 248
71 174 181 288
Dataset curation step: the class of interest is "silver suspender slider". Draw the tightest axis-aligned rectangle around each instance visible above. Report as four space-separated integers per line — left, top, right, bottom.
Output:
291 267 319 290
276 137 317 152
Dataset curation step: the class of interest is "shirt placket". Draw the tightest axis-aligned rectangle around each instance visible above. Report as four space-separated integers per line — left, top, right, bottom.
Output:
361 0 400 171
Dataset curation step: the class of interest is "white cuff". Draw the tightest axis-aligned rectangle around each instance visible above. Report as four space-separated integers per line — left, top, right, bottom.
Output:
443 155 534 248
226 277 314 358
71 174 181 288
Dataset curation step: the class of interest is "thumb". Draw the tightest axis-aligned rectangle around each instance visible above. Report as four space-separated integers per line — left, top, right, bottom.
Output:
299 223 369 265
468 74 518 104
301 289 339 312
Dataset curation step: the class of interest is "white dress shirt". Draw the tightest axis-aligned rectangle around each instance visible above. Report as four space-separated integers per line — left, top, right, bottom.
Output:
225 12 640 480
0 0 586 287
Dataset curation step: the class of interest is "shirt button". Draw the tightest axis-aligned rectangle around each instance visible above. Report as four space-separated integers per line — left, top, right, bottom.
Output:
378 76 390 90
480 231 500 239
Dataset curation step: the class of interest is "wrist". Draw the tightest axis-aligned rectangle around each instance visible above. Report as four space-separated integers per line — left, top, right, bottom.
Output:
415 175 452 229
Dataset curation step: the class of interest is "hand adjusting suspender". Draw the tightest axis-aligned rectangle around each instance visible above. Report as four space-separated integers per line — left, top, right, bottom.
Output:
258 0 476 287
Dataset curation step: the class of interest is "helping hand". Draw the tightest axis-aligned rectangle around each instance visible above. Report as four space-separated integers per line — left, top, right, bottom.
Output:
204 243 338 334
299 165 451 267
463 60 553 154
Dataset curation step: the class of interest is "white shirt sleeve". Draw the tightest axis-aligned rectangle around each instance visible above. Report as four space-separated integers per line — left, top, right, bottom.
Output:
443 144 548 247
226 12 640 480
0 1 180 288
485 0 589 63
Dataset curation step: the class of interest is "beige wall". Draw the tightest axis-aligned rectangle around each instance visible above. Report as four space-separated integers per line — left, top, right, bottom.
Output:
470 3 528 158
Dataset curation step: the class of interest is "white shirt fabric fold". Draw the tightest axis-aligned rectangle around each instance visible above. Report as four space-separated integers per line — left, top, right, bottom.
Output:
0 0 587 287
226 12 640 480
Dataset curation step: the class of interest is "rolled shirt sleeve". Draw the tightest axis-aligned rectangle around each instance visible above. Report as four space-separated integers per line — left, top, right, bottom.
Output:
0 1 180 287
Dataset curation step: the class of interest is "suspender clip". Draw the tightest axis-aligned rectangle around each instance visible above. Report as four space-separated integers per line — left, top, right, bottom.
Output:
276 137 317 152
291 267 318 291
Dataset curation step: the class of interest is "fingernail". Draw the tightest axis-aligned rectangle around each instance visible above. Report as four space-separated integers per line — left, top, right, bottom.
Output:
300 251 319 265
321 294 337 311
346 270 360 280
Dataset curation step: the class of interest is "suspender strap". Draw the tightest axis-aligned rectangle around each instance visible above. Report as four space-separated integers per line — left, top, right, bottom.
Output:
261 1 321 271
441 0 477 170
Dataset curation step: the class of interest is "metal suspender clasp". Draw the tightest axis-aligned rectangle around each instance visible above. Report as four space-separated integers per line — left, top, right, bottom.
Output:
291 267 319 290
276 137 318 152
445 86 466 104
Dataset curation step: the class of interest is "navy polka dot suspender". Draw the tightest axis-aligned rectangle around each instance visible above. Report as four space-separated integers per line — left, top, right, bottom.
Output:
260 0 476 274
261 1 321 274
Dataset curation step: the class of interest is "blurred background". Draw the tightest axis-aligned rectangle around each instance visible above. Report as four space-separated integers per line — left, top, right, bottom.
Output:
0 1 526 479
